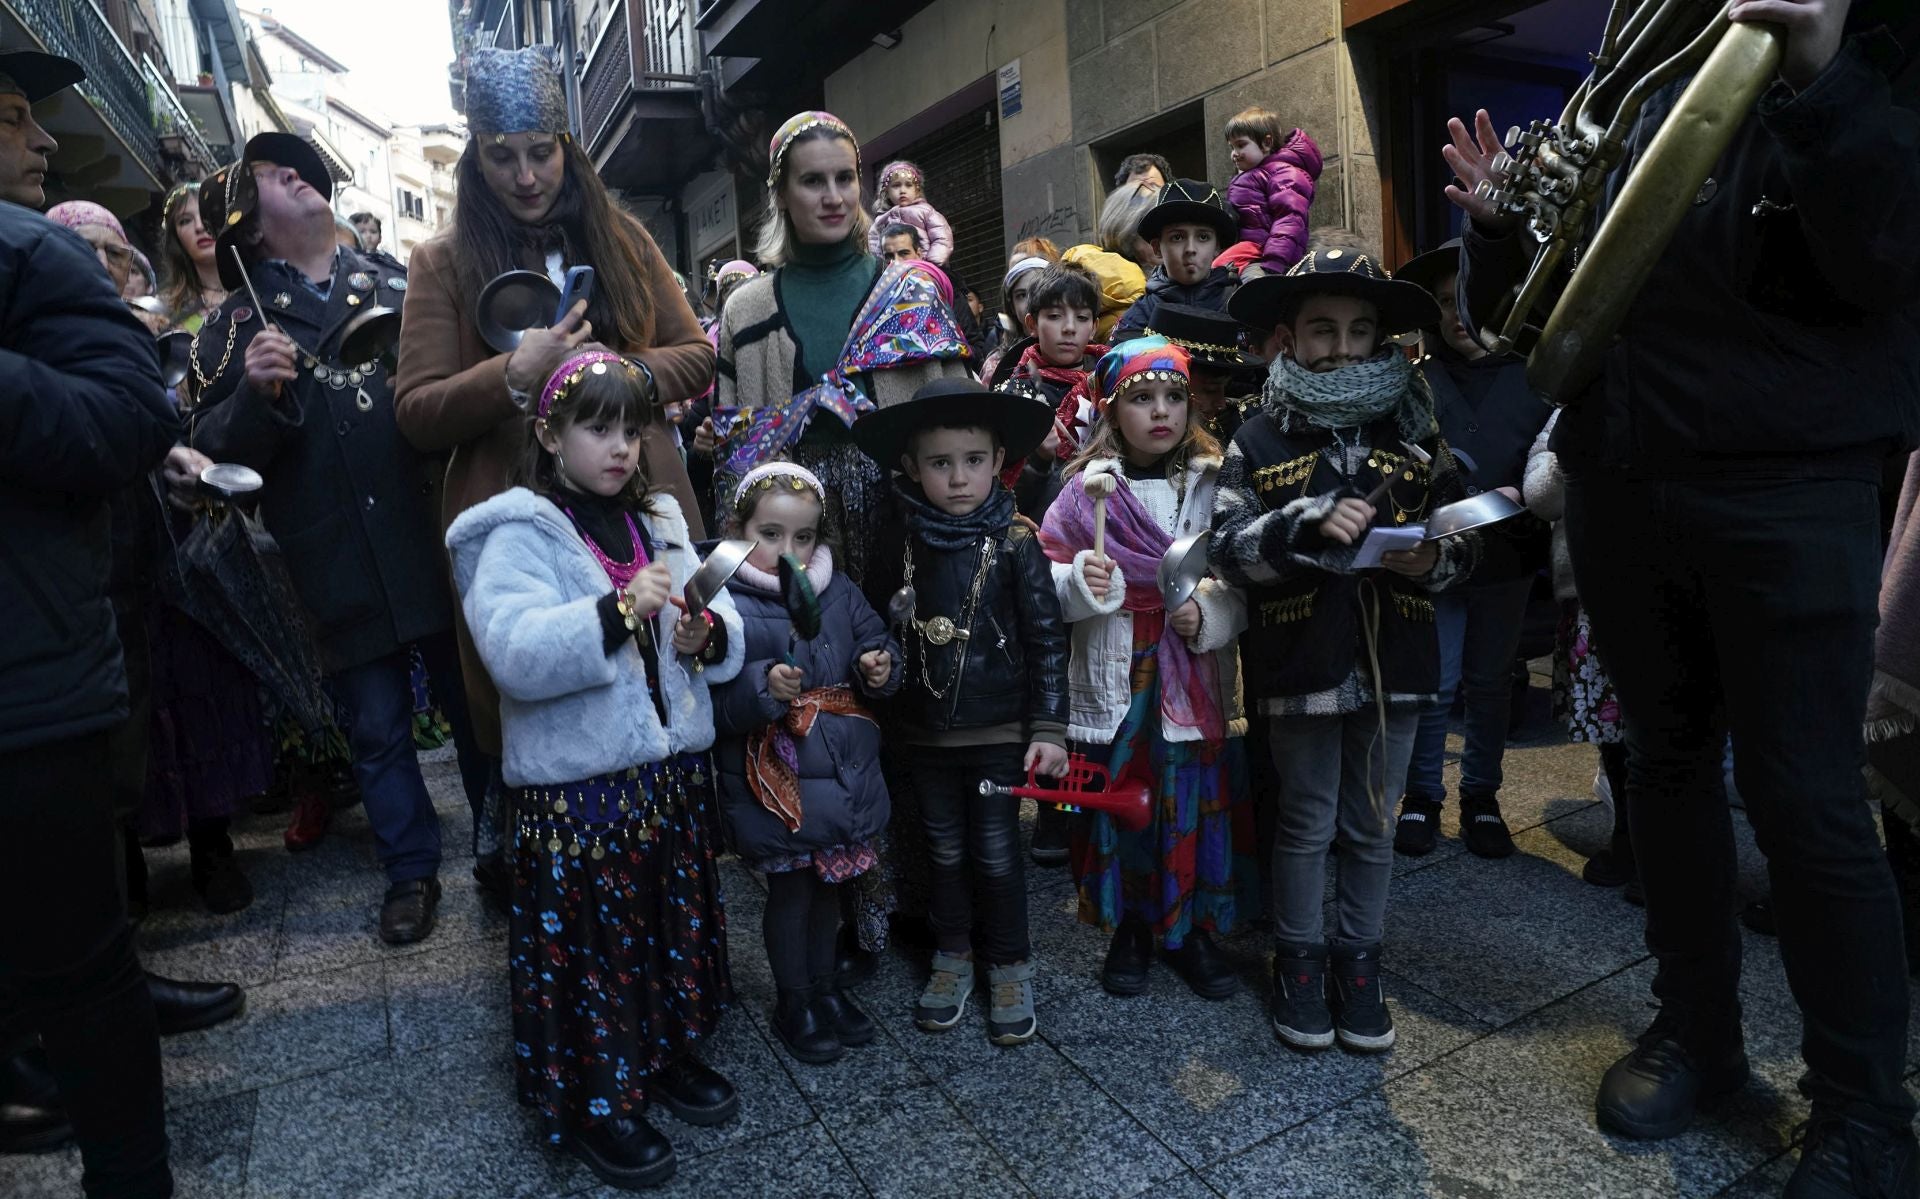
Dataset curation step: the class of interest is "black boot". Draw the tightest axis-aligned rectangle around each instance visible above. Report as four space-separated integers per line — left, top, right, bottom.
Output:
1269 942 1334 1051
1101 917 1153 996
1163 928 1240 1001
1329 942 1395 1053
811 976 875 1047
647 1054 738 1126
190 822 253 915
1786 1110 1919 1198
832 924 876 988
0 1047 71 1154
1030 805 1072 867
772 985 843 1065
149 973 245 1035
1595 1010 1749 1140
568 1113 676 1190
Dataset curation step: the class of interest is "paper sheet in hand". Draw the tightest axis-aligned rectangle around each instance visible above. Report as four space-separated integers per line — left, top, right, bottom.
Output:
1352 523 1427 569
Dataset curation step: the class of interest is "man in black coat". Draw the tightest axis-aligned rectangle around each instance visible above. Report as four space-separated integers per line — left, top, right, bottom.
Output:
191 132 471 945
0 46 180 1197
1455 1 1920 1191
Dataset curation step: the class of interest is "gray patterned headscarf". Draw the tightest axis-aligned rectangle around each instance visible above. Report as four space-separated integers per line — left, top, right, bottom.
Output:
465 47 569 136
1266 349 1439 444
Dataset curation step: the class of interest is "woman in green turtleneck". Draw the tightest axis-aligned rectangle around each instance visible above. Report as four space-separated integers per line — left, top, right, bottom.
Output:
715 110 969 586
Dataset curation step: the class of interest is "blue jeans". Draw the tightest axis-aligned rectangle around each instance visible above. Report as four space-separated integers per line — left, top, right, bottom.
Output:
1404 577 1534 802
328 648 443 884
1567 472 1912 1129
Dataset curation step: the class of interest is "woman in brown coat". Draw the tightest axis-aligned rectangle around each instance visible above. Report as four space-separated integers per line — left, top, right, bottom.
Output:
394 47 713 813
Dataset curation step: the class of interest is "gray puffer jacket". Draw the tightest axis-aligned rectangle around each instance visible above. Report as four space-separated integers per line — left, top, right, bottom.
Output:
713 549 902 862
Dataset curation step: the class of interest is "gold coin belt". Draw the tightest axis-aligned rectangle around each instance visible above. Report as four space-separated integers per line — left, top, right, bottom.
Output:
512 758 708 862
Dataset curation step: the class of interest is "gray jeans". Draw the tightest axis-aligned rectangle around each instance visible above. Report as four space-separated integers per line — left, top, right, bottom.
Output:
1269 709 1418 946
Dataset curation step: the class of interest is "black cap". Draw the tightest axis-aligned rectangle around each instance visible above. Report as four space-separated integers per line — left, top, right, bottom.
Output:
1392 238 1465 303
1137 178 1239 245
852 377 1055 469
0 49 84 104
215 132 334 288
1228 245 1441 337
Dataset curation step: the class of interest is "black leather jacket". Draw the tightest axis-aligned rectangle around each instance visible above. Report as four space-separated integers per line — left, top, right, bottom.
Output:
869 520 1069 741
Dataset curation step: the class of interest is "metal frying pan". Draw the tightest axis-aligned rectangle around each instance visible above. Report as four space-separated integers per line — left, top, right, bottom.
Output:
1423 490 1525 541
684 539 753 617
156 329 194 388
475 270 563 354
1157 530 1210 611
339 305 401 371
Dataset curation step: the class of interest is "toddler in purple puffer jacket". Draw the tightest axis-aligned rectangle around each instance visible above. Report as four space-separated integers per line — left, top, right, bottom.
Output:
867 160 954 265
1223 107 1323 278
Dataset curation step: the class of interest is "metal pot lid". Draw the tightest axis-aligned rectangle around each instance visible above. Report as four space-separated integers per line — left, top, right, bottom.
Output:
1424 490 1524 541
199 462 263 497
1156 530 1211 611
475 270 562 355
339 305 400 365
684 539 754 616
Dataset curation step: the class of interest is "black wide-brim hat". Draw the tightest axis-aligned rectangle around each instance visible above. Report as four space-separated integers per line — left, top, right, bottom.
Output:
1137 178 1239 246
215 132 334 289
0 49 84 103
1144 301 1263 372
1392 238 1465 302
852 377 1055 470
1229 245 1442 338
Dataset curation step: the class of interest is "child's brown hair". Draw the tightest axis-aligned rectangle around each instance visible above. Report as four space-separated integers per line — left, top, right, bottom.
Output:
1225 106 1286 156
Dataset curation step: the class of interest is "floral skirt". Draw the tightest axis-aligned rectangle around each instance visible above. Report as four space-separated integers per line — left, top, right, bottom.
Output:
1072 610 1258 950
1552 600 1623 745
509 753 732 1141
791 439 886 588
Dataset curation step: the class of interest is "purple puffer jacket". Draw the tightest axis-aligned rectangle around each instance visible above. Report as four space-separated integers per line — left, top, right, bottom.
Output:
1227 128 1324 274
867 199 954 265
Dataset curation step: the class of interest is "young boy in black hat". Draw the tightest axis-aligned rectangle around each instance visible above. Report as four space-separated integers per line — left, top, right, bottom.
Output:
1390 238 1552 862
1210 247 1479 1055
854 378 1070 1047
1114 179 1241 339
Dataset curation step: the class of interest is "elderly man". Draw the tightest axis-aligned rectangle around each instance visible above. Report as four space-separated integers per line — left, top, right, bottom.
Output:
0 45 182 1197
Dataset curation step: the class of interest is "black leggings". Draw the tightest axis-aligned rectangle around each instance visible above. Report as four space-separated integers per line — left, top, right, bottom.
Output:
762 869 843 991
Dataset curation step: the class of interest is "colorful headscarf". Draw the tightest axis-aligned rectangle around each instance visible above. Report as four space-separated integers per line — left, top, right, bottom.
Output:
733 461 826 516
538 349 640 420
1090 337 1190 417
45 200 125 240
767 111 858 190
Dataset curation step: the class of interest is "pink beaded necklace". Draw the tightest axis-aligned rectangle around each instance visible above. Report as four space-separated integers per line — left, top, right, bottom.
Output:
567 508 650 590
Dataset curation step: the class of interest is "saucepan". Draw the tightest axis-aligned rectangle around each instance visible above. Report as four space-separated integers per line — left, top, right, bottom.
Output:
475 270 564 354
1157 530 1210 611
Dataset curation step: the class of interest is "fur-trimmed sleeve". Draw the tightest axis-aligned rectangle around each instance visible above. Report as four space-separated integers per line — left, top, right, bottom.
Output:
1522 410 1563 523
1052 550 1127 623
1187 576 1247 654
1209 436 1356 586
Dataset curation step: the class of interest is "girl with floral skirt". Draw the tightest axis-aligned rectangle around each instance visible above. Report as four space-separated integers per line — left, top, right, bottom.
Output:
447 350 746 1191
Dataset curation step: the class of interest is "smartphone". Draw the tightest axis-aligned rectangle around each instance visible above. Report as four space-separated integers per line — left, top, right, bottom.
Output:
554 265 595 325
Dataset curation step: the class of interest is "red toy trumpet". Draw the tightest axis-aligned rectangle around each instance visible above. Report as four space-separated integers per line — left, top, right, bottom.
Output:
977 753 1151 832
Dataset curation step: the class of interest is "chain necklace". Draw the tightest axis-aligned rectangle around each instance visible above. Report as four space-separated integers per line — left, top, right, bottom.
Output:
902 534 998 700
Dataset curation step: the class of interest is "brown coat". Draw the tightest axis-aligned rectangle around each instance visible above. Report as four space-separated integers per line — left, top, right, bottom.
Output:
394 219 714 753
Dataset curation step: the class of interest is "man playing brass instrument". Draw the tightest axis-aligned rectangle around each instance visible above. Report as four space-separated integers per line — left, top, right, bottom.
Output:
1453 1 1919 1195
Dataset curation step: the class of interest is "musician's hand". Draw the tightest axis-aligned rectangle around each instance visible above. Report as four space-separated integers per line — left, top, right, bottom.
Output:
242 327 298 398
1081 554 1115 601
505 299 592 395
666 596 711 654
1170 599 1202 639
1729 0 1851 91
1442 110 1519 236
1317 497 1375 546
622 559 672 620
161 446 213 511
856 649 892 690
691 417 717 456
1024 740 1070 780
767 662 804 703
1382 541 1439 577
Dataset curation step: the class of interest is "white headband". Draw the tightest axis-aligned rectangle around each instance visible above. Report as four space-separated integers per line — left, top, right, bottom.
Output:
732 461 827 514
1004 256 1051 290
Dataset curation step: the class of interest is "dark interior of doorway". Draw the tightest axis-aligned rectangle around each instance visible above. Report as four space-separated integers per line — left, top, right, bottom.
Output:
1089 100 1208 194
890 103 1006 311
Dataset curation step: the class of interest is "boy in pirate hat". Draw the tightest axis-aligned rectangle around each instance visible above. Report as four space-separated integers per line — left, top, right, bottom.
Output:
1211 245 1480 1055
1114 178 1241 340
190 132 487 948
1145 300 1265 443
1389 238 1551 862
854 378 1069 1048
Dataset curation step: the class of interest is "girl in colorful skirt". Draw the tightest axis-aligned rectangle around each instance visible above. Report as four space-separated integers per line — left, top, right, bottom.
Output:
711 462 901 1065
1039 338 1258 999
446 350 746 1191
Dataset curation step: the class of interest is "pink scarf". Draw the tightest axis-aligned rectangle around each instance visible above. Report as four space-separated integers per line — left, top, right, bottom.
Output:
1040 470 1224 740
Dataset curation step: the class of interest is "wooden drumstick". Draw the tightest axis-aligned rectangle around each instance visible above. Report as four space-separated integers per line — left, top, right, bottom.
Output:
1084 469 1118 561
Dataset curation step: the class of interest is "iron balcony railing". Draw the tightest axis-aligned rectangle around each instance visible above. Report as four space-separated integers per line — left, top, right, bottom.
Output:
140 54 218 173
578 0 700 155
2 0 213 185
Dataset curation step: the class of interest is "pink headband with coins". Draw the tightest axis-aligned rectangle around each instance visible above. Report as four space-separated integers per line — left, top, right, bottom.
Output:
537 350 640 420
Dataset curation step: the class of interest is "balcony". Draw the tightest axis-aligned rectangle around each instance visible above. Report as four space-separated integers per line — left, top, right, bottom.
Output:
697 0 936 98
0 0 217 193
578 0 708 195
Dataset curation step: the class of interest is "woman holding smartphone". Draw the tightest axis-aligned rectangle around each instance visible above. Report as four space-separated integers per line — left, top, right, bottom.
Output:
395 46 713 889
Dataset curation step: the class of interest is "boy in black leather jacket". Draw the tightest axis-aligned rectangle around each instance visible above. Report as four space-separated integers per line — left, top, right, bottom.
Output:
855 378 1069 1047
